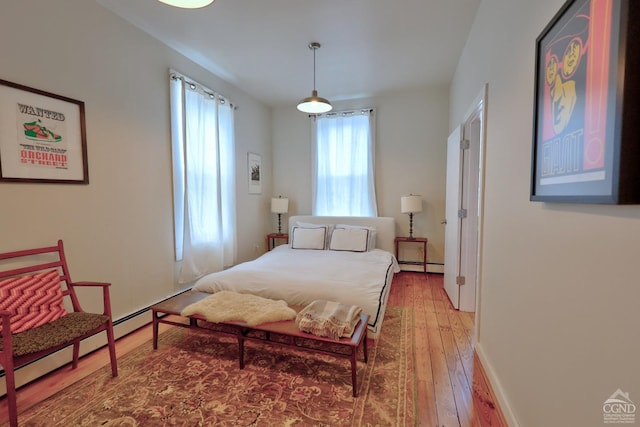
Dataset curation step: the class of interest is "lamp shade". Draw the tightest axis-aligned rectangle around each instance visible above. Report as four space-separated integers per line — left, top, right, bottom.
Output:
157 0 214 8
401 195 422 214
271 197 289 214
297 90 333 114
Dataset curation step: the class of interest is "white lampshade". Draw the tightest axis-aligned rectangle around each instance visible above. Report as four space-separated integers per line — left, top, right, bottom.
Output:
401 195 422 214
297 90 333 114
271 197 289 214
157 0 214 8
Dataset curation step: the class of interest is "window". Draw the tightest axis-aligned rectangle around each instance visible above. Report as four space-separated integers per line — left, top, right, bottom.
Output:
169 70 236 284
312 109 377 216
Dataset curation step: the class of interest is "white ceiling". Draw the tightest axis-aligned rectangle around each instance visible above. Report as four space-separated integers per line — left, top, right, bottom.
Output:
96 0 481 108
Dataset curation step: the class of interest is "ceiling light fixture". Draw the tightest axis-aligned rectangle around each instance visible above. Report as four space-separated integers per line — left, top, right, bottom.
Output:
157 0 214 9
297 42 332 114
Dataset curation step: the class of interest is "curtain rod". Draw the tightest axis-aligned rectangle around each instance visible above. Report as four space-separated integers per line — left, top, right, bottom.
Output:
310 108 374 118
170 71 238 110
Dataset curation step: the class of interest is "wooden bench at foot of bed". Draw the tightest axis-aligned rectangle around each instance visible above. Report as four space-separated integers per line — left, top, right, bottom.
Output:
151 291 369 397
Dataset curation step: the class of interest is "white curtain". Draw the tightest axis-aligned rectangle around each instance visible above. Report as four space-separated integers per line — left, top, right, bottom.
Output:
170 71 236 284
312 109 378 216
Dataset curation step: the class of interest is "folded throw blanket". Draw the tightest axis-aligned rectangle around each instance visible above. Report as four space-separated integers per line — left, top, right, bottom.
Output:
181 291 296 326
295 300 363 340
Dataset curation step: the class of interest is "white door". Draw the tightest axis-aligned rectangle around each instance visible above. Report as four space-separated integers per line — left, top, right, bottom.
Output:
444 125 462 309
444 88 485 313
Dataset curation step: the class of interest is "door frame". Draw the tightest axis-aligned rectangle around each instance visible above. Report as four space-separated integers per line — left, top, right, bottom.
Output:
458 103 480 313
463 84 488 340
444 85 488 338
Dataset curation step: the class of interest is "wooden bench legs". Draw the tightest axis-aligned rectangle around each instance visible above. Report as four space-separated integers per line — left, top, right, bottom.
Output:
152 304 368 398
238 333 246 369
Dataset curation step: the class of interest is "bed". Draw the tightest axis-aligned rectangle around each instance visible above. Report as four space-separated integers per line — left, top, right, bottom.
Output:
192 215 399 338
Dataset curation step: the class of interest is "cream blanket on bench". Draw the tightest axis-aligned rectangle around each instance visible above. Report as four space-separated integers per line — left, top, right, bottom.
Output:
181 291 296 326
295 300 363 340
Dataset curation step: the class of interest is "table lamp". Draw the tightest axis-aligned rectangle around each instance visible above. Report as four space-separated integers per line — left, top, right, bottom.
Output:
401 194 422 239
271 196 289 235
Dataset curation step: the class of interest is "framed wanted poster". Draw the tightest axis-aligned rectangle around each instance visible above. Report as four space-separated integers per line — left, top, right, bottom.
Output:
0 79 88 184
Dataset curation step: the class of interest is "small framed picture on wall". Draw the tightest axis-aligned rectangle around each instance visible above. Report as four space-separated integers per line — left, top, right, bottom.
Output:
248 152 262 194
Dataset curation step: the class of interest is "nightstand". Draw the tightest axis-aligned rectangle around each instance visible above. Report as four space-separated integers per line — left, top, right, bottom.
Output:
394 236 428 274
266 233 288 251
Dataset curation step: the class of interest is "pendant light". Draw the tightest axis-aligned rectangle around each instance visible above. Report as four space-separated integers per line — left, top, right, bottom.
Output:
297 42 332 114
157 0 214 8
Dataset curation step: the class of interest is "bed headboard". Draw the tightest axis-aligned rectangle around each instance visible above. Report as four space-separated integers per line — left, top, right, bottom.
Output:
288 216 396 254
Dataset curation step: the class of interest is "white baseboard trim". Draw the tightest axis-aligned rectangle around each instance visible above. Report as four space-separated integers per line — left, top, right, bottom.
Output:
475 343 520 427
397 263 444 274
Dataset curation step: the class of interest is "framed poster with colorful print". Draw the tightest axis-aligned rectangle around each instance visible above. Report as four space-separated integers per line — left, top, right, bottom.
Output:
0 79 89 184
530 0 640 204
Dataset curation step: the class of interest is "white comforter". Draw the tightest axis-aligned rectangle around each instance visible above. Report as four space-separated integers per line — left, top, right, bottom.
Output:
193 245 399 336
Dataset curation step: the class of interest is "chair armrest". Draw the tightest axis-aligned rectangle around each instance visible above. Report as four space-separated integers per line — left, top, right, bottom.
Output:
68 282 113 317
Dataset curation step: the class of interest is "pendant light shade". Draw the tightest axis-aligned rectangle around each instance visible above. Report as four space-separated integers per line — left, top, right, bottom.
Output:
297 42 332 114
157 0 214 8
297 90 333 114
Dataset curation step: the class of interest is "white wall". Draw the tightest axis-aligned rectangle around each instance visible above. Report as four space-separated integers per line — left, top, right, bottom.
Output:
450 0 640 425
0 0 272 389
272 88 450 268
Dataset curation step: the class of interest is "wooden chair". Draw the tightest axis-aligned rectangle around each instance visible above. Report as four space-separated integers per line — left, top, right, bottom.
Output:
0 240 118 427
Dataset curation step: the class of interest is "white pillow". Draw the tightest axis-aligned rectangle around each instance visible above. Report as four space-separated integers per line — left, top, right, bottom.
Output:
290 226 327 250
329 228 369 252
293 222 334 249
335 224 377 251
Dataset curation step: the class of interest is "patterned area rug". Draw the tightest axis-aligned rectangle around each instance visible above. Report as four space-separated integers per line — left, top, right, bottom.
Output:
13 307 414 426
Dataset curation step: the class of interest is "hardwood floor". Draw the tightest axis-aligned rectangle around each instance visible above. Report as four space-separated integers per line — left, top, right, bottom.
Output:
388 272 507 426
0 272 506 426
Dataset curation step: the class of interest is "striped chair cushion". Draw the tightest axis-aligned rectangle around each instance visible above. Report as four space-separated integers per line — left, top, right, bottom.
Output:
0 270 68 334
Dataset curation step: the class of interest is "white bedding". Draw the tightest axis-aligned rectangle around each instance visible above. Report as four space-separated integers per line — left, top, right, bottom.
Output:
193 245 399 338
